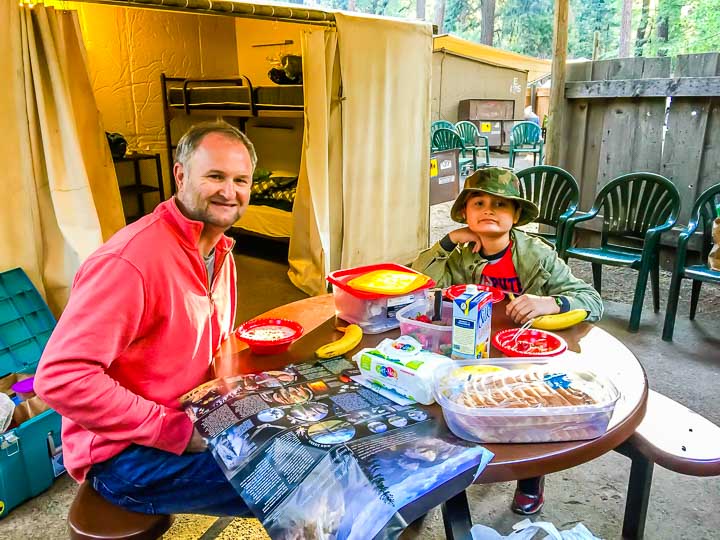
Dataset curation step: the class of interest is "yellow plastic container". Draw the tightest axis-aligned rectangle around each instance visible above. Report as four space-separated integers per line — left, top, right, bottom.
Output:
346 270 431 296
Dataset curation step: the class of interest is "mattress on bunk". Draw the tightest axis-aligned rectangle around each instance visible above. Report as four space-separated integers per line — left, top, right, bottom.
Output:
168 86 252 109
254 85 304 108
167 84 303 109
235 204 292 238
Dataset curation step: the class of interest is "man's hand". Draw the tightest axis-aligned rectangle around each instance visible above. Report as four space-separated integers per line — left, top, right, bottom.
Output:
448 227 483 254
184 427 208 453
506 294 560 324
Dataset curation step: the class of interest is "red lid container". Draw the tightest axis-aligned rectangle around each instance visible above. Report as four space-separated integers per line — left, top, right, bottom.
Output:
492 328 568 357
327 263 435 300
236 318 304 355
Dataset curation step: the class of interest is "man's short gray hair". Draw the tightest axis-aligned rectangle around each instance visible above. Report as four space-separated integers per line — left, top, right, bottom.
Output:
174 121 257 171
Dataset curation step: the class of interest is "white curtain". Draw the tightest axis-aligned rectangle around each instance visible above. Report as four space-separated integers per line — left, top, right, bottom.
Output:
288 27 343 296
335 13 432 268
289 14 432 295
1 1 124 315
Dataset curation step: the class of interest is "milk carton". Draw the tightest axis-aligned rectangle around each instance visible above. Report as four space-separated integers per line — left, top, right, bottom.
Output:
451 290 492 360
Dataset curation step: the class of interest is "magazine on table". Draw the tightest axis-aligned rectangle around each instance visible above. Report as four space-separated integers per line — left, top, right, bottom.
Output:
180 356 493 540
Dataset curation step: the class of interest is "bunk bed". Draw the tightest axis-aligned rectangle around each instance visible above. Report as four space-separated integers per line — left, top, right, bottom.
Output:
160 74 303 240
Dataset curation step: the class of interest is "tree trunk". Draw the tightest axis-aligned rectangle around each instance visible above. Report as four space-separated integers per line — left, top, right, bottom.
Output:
434 0 446 33
416 0 425 20
480 0 496 46
635 0 651 56
619 0 632 57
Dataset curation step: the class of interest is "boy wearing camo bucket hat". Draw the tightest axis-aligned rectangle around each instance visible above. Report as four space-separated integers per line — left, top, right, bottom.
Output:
412 166 603 515
413 166 602 325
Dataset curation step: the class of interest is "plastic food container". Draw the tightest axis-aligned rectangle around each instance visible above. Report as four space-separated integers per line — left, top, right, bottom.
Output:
235 318 304 355
492 328 568 357
396 299 453 356
433 359 620 443
327 264 434 334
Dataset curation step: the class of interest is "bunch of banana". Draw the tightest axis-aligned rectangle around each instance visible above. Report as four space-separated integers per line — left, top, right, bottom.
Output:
531 309 587 331
315 324 364 358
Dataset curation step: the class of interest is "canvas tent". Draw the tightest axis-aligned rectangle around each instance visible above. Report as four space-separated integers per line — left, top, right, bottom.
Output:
2 0 432 311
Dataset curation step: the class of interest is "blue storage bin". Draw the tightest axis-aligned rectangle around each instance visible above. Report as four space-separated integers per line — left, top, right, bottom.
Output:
0 268 63 519
0 268 56 375
0 410 63 518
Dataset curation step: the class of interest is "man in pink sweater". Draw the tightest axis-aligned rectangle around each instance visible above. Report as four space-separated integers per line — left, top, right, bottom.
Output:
35 122 254 515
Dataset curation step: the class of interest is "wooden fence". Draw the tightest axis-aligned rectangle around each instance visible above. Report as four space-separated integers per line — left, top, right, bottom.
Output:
556 52 720 225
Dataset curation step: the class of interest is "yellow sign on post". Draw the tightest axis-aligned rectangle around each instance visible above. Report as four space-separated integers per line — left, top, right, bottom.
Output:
480 122 492 133
430 158 438 177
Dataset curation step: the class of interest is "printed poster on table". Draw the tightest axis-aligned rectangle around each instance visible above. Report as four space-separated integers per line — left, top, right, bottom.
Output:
181 357 493 540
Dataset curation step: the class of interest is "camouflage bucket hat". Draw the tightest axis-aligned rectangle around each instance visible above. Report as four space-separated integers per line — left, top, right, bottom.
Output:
450 166 540 226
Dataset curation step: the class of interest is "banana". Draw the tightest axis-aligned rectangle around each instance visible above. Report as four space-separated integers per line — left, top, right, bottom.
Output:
531 309 588 331
315 324 364 358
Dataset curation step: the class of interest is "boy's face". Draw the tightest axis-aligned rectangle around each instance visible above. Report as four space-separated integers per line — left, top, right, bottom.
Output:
463 193 521 237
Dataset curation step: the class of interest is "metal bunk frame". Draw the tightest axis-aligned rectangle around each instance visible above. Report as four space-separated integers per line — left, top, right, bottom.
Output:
160 73 304 194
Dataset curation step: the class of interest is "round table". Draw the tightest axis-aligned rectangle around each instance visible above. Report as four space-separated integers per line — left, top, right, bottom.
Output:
215 294 648 485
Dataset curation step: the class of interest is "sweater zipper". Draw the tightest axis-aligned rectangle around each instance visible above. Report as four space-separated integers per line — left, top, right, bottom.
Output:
206 239 236 308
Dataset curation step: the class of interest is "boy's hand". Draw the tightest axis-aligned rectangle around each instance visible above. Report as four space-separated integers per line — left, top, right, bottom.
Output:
184 427 208 453
448 228 483 254
506 294 560 324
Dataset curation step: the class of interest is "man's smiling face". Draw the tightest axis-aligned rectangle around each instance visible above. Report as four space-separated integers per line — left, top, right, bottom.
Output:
174 132 253 231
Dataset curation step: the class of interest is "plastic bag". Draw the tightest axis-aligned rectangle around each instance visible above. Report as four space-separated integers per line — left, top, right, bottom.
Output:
471 518 601 540
0 393 14 433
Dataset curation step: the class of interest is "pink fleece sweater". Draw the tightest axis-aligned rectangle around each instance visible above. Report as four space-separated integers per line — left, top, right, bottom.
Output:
35 199 237 482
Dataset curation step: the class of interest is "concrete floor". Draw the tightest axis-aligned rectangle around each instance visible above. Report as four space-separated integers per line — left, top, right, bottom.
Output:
3 154 719 538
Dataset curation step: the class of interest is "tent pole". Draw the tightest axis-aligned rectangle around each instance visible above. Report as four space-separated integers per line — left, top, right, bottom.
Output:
73 0 337 26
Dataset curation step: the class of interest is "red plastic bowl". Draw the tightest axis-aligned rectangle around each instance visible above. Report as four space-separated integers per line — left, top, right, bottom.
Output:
236 318 304 355
444 284 505 303
492 328 568 357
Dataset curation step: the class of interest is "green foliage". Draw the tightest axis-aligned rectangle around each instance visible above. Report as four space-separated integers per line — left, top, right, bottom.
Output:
311 0 718 61
495 0 554 58
568 0 619 59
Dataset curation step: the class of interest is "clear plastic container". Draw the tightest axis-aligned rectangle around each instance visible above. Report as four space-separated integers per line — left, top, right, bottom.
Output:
396 299 453 356
327 264 434 334
330 287 424 334
433 359 620 443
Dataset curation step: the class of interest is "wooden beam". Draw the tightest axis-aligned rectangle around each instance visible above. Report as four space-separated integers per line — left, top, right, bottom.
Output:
565 76 720 98
545 0 569 165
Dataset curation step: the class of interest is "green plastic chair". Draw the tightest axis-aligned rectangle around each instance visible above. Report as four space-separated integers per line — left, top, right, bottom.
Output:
431 128 475 174
509 121 543 168
430 121 456 150
516 166 579 246
455 121 490 167
559 172 681 332
662 183 720 341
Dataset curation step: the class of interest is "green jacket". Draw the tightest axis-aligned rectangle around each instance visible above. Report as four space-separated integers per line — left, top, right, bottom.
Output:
411 229 603 321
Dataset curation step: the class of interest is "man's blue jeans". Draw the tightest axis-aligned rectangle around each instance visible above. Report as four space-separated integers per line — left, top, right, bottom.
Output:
88 445 250 516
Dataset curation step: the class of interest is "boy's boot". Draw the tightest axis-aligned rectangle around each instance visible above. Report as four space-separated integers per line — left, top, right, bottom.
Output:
511 475 545 515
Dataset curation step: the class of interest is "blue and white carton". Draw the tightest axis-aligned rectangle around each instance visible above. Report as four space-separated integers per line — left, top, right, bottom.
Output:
451 289 493 360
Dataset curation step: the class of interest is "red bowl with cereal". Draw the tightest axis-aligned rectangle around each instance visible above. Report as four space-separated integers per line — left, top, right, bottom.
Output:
492 328 567 357
236 318 304 355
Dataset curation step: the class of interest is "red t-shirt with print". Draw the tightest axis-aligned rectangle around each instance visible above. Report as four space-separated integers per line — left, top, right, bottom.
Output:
478 242 522 294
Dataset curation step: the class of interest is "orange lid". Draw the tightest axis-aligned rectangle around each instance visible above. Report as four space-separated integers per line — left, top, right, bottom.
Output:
346 269 431 296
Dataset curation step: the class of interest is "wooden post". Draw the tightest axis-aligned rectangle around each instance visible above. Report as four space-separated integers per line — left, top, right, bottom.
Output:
592 30 600 61
545 0 569 166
